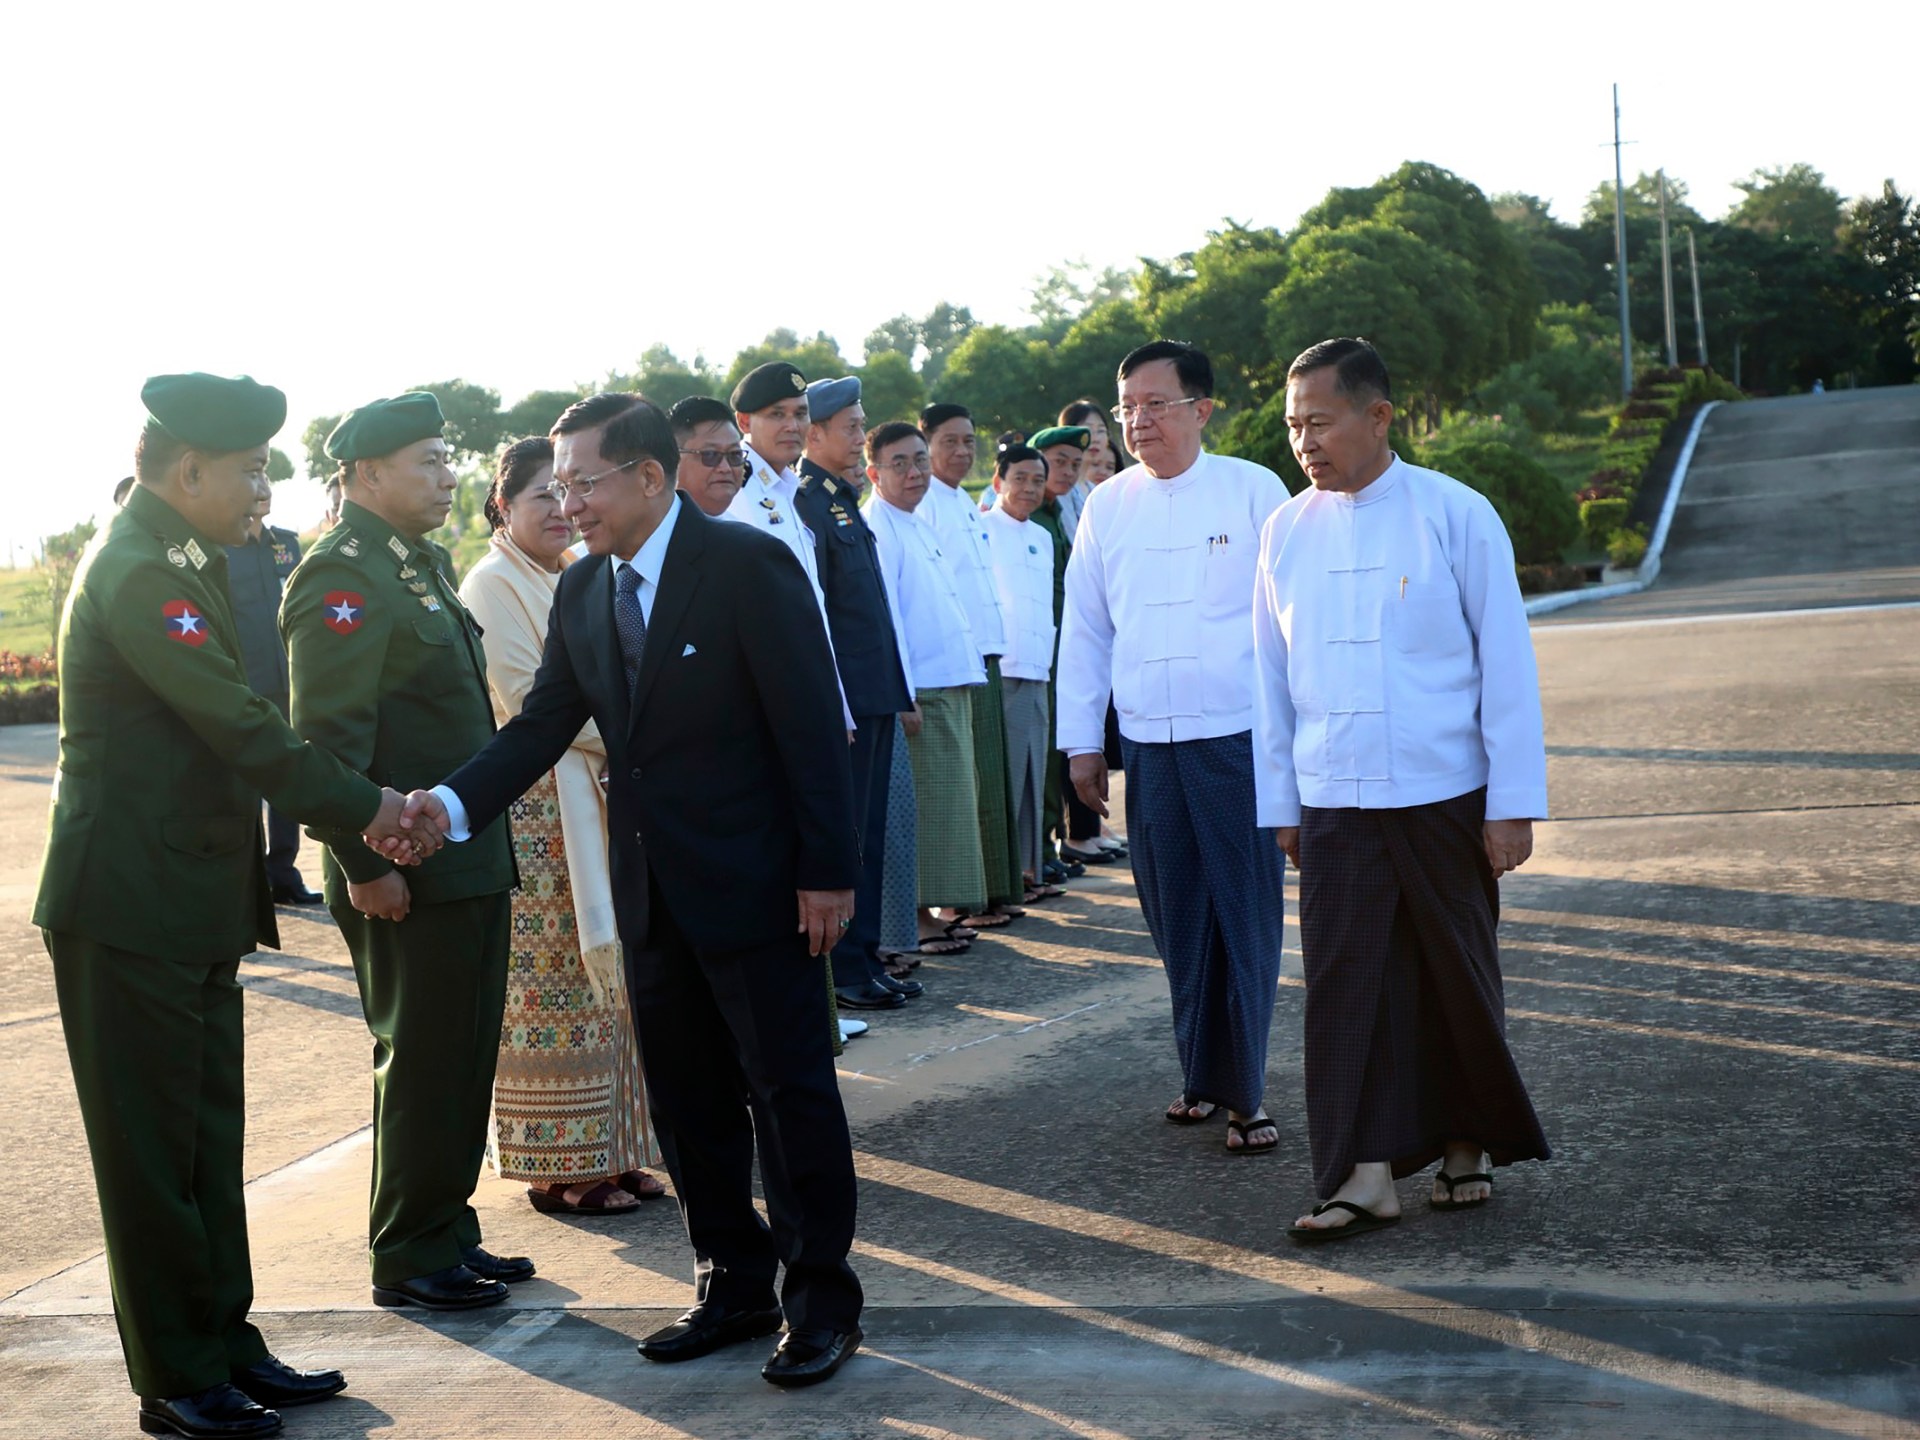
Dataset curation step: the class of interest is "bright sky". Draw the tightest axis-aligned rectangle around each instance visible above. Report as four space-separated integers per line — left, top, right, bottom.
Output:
2 0 1909 557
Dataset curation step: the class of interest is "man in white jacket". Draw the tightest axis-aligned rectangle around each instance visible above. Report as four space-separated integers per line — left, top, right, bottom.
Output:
1253 338 1551 1243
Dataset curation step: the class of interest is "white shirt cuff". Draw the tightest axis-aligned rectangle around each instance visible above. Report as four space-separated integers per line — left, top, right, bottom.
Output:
430 784 472 842
1063 748 1103 759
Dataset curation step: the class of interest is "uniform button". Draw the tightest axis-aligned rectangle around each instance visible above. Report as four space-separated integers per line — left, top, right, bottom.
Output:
629 767 642 781
634 831 644 846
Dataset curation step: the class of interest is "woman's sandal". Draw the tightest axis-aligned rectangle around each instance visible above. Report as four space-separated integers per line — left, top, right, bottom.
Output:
914 934 969 956
957 909 1013 929
1025 884 1066 902
1224 1116 1278 1156
1430 1169 1495 1211
527 1179 641 1215
877 947 921 972
616 1170 669 1200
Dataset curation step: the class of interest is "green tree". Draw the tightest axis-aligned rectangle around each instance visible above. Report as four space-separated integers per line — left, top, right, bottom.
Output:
938 325 1055 440
1582 171 1703 228
854 350 925 424
1140 221 1290 409
1049 298 1156 412
1473 303 1620 430
722 330 848 396
501 387 589 440
608 344 725 411
301 414 340 480
1493 191 1594 307
413 379 504 458
266 447 295 483
1266 220 1479 426
918 302 979 391
863 314 921 362
1728 163 1843 244
1838 180 1920 382
1029 260 1137 341
37 520 97 657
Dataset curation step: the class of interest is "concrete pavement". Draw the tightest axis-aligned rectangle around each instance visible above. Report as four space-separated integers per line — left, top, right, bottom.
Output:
2 387 1917 1437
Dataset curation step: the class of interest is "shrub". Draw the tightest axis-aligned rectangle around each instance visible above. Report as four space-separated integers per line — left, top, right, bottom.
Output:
1516 563 1588 595
0 683 58 725
1432 440 1579 566
1579 496 1631 549
1607 526 1649 569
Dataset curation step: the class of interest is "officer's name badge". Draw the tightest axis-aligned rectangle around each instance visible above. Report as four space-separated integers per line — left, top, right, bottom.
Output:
182 539 208 570
166 546 188 568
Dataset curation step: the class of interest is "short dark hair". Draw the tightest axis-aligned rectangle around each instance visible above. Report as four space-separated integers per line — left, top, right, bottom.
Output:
485 436 555 531
865 421 924 463
1057 399 1104 428
551 392 679 482
1287 337 1393 406
920 402 971 434
133 417 190 486
667 395 735 441
994 441 1046 479
1117 340 1213 398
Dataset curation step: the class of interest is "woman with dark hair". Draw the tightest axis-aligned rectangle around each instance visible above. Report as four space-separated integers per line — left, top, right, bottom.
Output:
459 437 663 1215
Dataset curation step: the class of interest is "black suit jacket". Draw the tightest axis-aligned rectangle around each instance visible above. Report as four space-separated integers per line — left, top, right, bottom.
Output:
443 496 859 952
793 458 912 719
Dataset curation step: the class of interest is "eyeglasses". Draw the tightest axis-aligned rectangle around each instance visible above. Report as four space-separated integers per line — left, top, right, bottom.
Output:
546 459 638 503
1111 397 1202 424
678 446 747 471
878 454 933 475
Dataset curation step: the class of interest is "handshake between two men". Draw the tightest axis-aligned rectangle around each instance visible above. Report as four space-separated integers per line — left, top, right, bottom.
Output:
353 788 856 953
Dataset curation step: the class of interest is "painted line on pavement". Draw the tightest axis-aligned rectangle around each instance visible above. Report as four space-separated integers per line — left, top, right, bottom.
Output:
1536 598 1920 633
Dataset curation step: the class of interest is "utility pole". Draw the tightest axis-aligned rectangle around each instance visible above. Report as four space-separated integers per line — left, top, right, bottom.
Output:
1658 169 1678 367
1612 84 1633 398
1686 226 1708 368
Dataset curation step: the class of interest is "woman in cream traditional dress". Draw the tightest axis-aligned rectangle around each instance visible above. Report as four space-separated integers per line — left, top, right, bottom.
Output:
461 437 663 1215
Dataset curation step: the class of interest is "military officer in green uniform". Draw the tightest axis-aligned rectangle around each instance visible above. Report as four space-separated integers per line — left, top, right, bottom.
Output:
281 391 527 1312
35 372 437 1440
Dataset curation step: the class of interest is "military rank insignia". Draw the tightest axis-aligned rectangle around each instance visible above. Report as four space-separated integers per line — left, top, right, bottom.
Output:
166 546 189 568
162 599 209 646
323 591 366 634
182 539 209 570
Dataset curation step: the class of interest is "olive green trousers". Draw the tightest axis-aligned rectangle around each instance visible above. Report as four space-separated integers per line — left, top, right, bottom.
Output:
332 892 510 1285
47 933 270 1398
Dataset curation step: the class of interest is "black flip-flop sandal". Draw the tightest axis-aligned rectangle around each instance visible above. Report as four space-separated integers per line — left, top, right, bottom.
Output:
1287 1201 1401 1243
1224 1116 1278 1155
1430 1170 1495 1211
1164 1096 1220 1125
943 922 979 941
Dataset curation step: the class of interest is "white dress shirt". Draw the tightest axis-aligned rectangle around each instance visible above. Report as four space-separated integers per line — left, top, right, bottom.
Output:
920 478 1006 659
720 447 853 729
864 494 986 691
1057 449 1291 755
1251 456 1548 826
983 503 1056 682
1057 477 1093 538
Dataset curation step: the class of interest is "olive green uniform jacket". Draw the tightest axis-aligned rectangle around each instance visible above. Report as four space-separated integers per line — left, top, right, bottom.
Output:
280 498 516 1283
33 483 383 1398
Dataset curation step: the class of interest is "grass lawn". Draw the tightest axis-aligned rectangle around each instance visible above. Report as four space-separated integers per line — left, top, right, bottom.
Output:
0 569 54 658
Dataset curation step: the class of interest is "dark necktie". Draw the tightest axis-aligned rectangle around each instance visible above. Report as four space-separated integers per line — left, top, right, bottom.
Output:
615 562 648 696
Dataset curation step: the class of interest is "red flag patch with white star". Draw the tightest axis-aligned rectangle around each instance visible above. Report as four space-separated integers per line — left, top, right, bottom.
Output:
163 599 209 646
322 591 366 634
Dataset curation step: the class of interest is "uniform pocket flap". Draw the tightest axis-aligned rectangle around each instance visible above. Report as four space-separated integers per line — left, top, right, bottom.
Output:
162 815 255 858
412 616 455 645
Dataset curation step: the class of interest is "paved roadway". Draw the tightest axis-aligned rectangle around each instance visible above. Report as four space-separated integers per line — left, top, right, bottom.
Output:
2 387 1916 1437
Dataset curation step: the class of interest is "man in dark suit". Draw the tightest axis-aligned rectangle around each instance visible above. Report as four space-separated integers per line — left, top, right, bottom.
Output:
415 393 866 1387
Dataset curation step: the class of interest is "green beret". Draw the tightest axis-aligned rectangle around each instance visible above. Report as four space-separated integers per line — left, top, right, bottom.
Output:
141 372 287 451
731 362 809 415
325 392 446 462
1029 425 1090 452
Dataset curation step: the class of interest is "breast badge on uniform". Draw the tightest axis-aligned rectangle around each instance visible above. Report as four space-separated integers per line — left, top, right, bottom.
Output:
387 537 410 561
323 591 366 634
166 546 188 568
419 595 442 612
340 538 362 558
162 600 209 646
182 539 209 570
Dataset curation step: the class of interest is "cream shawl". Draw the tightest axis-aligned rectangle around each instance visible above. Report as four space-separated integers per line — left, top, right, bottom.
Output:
459 531 621 1001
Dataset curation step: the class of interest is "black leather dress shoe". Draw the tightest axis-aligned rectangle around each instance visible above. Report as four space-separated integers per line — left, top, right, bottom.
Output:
1060 844 1115 865
230 1356 345 1407
138 1384 281 1438
876 972 924 998
636 1302 784 1363
269 884 323 905
371 1264 508 1310
460 1244 536 1283
761 1326 863 1387
835 981 906 1010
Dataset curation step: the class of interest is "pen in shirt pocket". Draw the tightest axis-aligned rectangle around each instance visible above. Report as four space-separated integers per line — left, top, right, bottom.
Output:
1400 576 1408 599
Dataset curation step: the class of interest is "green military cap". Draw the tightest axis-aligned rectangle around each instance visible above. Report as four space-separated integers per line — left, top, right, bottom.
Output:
141 373 287 451
325 392 446 462
730 362 809 415
1028 425 1090 452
